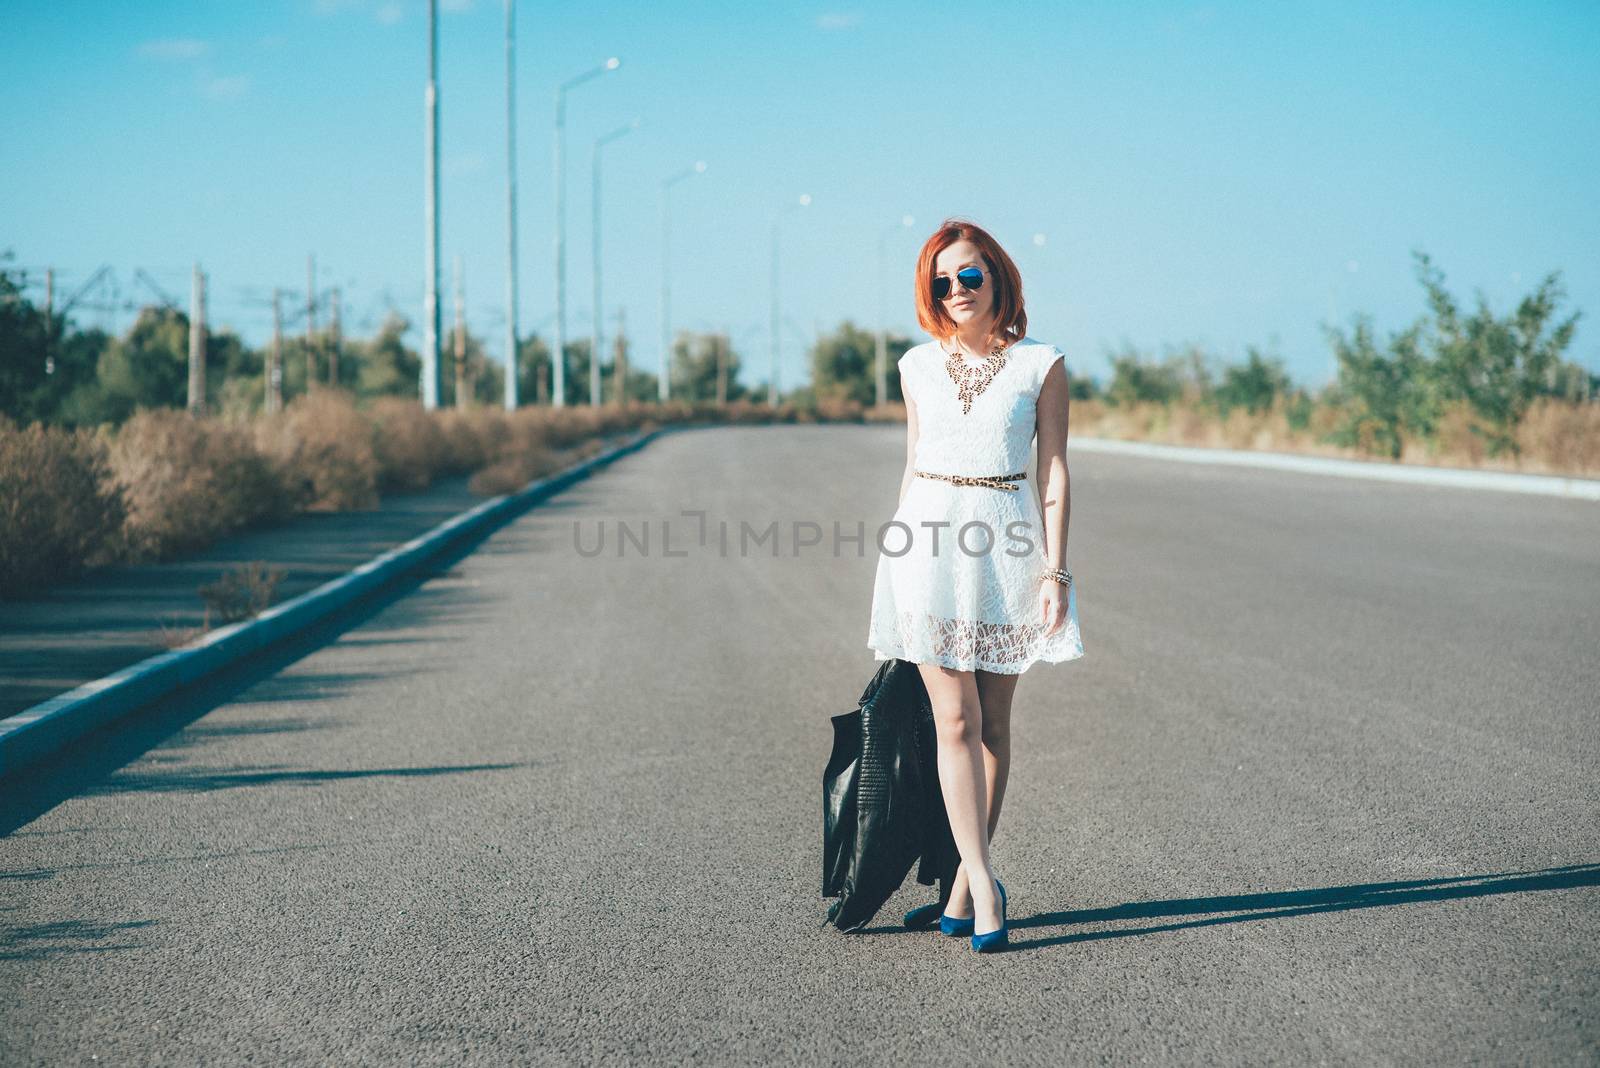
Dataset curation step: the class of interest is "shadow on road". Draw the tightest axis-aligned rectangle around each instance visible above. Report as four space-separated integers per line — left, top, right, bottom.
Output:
0 918 159 963
82 761 524 796
1003 863 1600 950
0 523 520 838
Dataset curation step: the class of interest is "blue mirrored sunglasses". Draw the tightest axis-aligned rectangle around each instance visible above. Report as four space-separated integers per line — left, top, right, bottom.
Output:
932 266 986 302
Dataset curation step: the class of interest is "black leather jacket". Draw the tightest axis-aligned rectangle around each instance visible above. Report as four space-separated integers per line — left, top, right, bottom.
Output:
821 657 958 931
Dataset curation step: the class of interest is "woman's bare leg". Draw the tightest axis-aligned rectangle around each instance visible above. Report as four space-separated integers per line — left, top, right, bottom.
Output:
942 668 1020 919
918 663 1002 935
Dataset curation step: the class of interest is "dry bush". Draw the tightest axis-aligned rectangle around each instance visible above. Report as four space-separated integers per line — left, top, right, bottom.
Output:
1165 404 1211 445
862 401 907 424
536 406 616 449
462 408 556 496
639 399 697 426
254 387 379 511
717 400 800 425
813 398 867 423
468 450 569 496
148 611 211 651
198 561 286 622
588 404 648 436
1303 402 1348 451
501 408 552 459
1081 399 1163 441
0 416 127 598
1214 407 1283 451
367 396 448 493
1416 400 1492 467
108 408 292 560
1066 398 1111 436
1517 397 1600 476
1255 397 1323 454
435 407 509 474
1001 389 1597 478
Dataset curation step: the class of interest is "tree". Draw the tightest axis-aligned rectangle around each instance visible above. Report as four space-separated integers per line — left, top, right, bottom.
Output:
0 260 101 426
440 323 494 408
809 320 913 406
669 330 750 403
92 306 190 422
558 339 594 407
1214 345 1291 417
47 326 114 427
1104 343 1184 407
354 312 421 398
1414 250 1582 456
1320 314 1431 459
515 333 552 405
205 328 258 415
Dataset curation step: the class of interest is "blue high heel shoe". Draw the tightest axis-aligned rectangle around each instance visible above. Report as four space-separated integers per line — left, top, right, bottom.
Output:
901 902 944 930
970 878 1008 953
938 867 974 935
938 909 974 937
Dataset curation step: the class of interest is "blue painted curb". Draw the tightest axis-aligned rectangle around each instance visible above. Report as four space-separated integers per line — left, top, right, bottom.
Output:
0 426 666 780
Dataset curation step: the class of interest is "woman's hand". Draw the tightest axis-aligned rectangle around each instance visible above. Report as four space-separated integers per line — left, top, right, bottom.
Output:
1038 579 1067 636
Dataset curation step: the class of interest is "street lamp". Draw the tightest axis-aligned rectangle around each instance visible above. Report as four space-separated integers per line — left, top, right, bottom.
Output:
876 213 915 408
552 55 620 407
592 118 640 406
421 0 442 409
769 192 812 407
503 0 518 410
659 160 707 402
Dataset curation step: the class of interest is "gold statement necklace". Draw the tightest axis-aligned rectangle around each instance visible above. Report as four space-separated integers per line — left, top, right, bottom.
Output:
942 338 1010 415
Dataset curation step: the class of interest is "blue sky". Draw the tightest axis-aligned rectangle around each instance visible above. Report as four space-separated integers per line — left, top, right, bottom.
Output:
4 0 1598 392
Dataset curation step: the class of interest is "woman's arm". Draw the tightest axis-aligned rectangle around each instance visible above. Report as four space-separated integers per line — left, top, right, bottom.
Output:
1035 356 1072 570
898 383 920 507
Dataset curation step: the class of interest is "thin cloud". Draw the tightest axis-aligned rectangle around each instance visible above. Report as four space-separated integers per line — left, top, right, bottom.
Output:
817 12 862 30
138 38 211 61
202 74 251 101
314 0 409 23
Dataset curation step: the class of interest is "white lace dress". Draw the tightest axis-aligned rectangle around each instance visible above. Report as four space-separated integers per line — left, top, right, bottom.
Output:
865 336 1085 674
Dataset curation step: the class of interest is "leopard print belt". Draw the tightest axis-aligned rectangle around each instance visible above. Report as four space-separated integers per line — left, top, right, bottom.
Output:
913 470 1027 492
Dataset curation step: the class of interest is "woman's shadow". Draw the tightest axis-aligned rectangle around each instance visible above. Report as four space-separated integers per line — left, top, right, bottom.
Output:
1002 863 1599 950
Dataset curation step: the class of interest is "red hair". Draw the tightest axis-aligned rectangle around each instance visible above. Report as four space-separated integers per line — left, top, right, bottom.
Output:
913 217 1027 344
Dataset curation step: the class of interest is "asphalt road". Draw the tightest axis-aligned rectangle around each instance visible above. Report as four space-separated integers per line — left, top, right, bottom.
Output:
2 424 1596 1065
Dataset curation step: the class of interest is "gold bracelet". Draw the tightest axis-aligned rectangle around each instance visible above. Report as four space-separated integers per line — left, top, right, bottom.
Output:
1040 567 1073 587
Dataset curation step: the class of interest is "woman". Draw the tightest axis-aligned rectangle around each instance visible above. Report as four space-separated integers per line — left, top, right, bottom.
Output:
865 217 1084 953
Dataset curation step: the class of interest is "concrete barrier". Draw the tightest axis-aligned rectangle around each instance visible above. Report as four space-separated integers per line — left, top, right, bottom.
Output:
1070 436 1600 501
0 427 666 780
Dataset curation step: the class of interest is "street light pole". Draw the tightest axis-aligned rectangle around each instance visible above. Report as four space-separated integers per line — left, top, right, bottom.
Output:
421 0 442 409
592 119 639 407
768 193 811 407
552 56 619 408
876 213 915 408
503 0 518 410
658 160 706 402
